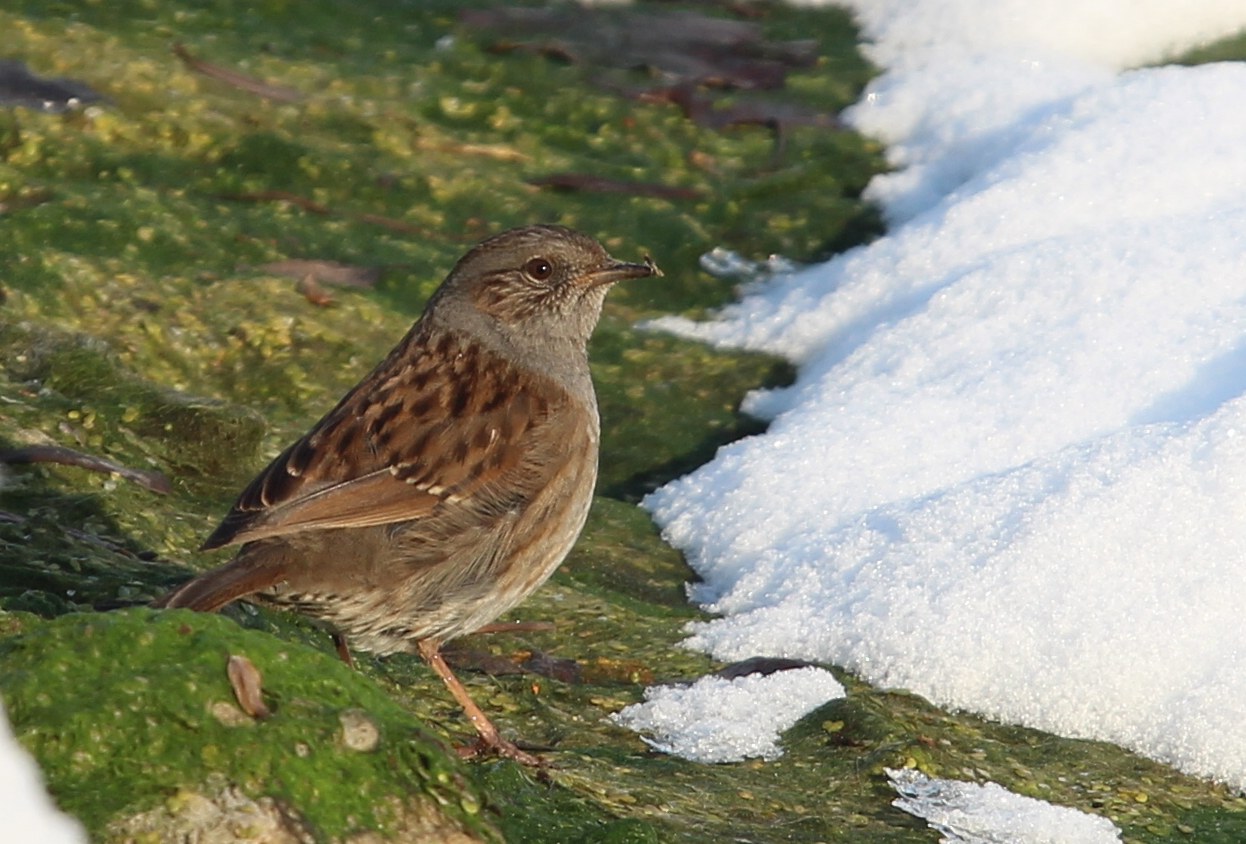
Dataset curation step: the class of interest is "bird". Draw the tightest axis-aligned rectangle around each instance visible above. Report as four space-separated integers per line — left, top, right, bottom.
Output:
154 224 661 765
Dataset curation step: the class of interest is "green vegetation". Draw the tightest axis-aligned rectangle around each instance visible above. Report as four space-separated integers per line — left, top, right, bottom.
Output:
1 1 1244 840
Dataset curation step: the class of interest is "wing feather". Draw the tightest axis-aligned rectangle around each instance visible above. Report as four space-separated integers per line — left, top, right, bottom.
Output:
201 326 574 550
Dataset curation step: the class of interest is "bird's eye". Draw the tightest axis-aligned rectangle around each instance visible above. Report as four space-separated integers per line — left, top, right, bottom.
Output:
524 257 553 281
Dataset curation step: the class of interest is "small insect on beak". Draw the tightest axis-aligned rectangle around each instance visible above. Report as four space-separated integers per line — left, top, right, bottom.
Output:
588 255 663 288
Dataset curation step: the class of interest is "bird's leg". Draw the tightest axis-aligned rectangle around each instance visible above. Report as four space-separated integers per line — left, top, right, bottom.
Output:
331 631 356 668
416 638 544 767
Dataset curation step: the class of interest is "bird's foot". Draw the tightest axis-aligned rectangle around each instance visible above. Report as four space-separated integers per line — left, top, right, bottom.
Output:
455 734 546 768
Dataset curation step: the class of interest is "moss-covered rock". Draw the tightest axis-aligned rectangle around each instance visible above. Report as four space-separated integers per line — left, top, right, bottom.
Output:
0 609 492 842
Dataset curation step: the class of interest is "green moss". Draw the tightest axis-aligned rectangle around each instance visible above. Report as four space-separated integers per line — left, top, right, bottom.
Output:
1171 30 1246 65
0 321 268 484
560 498 704 611
593 325 795 501
472 764 661 844
0 609 493 841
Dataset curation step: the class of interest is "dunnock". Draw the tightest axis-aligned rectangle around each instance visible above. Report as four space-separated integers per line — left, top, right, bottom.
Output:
155 224 660 764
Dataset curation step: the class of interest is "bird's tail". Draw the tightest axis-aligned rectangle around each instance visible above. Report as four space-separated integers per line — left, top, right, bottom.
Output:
152 549 287 613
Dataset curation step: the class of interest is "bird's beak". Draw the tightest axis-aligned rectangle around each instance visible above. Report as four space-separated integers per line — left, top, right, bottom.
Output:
587 255 663 288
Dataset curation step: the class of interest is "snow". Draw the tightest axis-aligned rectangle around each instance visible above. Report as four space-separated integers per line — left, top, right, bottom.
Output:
611 667 844 763
887 768 1122 844
0 701 86 844
638 0 1246 791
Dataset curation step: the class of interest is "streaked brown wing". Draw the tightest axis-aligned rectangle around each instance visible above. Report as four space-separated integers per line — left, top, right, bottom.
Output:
202 327 563 550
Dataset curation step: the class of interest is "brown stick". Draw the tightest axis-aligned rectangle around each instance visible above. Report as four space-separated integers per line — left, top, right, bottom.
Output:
0 445 172 494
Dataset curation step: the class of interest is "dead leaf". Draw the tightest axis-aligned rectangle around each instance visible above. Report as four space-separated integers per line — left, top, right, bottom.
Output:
461 5 840 162
714 656 819 680
580 657 654 686
527 172 701 201
442 647 526 676
442 646 584 684
294 275 334 307
226 654 271 719
520 651 582 684
461 8 814 91
260 259 381 290
173 43 303 103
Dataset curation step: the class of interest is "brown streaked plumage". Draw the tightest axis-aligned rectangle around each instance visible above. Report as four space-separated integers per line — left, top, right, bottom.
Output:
155 224 661 765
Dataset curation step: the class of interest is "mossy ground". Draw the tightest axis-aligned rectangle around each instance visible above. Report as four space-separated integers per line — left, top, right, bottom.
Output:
1 1 1244 841
0 609 490 841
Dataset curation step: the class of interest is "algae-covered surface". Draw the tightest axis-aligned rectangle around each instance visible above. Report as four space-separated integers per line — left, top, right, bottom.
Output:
0 609 489 841
2 1 1245 841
